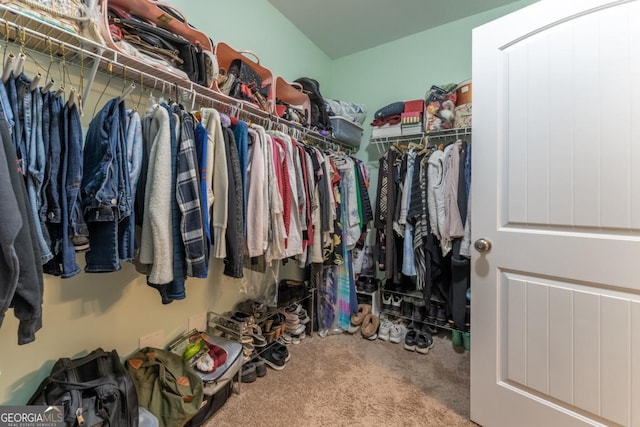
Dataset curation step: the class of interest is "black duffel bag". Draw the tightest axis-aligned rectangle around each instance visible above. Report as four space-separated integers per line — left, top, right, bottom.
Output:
28 348 139 427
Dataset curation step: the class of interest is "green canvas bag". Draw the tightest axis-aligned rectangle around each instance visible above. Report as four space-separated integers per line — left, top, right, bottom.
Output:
126 347 204 427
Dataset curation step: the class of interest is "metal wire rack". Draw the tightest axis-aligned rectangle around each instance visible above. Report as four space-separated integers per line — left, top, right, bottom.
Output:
0 4 348 150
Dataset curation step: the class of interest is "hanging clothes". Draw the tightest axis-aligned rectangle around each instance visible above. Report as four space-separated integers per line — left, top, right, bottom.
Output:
222 126 244 278
201 108 228 260
176 112 207 278
0 113 44 345
245 127 267 259
81 97 133 273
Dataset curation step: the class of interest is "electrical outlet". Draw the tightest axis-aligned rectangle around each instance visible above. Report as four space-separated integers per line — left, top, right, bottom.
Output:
188 312 207 332
139 330 164 349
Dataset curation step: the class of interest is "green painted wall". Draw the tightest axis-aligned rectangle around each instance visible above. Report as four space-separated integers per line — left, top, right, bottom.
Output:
327 0 538 166
169 0 333 84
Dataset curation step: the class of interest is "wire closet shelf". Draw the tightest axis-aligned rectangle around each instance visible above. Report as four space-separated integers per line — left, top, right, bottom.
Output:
0 4 347 150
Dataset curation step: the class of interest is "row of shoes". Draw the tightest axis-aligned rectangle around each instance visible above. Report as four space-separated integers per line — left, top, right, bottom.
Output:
218 312 267 362
241 336 292 383
278 303 310 345
348 305 436 355
240 338 294 382
355 276 379 294
381 292 447 326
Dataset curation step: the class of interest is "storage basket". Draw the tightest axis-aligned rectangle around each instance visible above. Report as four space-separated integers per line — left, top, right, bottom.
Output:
329 116 363 148
454 79 472 128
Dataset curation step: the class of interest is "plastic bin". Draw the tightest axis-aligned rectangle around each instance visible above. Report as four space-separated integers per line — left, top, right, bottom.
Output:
329 116 363 148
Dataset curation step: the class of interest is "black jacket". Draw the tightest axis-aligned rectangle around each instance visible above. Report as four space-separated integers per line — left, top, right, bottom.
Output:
0 117 44 345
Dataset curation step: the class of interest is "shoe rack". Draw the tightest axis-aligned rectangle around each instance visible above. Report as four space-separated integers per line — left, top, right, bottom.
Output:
355 277 381 316
378 286 470 334
356 289 380 316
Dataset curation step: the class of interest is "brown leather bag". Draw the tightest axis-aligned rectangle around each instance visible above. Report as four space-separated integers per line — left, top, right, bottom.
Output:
214 41 274 113
275 77 310 126
98 0 217 88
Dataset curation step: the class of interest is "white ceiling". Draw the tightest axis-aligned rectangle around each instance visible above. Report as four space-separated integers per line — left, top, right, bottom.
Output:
267 0 523 59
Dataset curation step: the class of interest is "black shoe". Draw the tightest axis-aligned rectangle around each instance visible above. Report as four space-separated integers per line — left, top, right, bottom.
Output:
249 356 267 377
363 278 378 294
381 292 392 311
403 329 417 351
435 305 447 326
391 295 402 314
413 298 426 323
262 342 288 371
416 332 435 354
426 303 437 323
241 363 257 383
402 296 414 319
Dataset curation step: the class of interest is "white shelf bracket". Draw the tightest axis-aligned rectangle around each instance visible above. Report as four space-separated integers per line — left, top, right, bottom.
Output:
83 47 104 106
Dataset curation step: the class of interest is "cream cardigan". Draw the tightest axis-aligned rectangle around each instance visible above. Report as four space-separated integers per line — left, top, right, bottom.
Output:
201 109 228 259
139 106 174 284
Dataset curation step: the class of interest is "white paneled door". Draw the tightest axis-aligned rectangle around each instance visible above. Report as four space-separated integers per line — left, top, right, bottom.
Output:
471 1 640 426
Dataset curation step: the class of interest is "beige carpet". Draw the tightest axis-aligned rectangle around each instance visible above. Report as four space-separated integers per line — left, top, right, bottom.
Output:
206 332 474 427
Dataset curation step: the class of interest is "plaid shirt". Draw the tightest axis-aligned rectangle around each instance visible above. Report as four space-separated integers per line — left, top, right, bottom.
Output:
176 113 207 277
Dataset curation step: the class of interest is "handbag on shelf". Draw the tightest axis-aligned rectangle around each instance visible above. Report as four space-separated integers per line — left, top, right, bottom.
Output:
99 0 217 88
27 348 139 427
274 77 310 127
215 41 274 113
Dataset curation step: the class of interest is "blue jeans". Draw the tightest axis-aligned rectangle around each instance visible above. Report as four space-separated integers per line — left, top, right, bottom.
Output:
59 102 87 277
11 75 54 264
27 87 54 264
40 93 64 276
0 80 14 129
121 109 142 255
125 109 143 194
82 97 131 272
5 73 22 171
45 94 63 225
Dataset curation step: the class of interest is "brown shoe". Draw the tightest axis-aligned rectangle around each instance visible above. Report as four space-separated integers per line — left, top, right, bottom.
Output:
350 304 372 326
361 313 380 339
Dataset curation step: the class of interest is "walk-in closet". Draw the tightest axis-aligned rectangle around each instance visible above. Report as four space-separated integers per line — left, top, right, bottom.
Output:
2 1 638 426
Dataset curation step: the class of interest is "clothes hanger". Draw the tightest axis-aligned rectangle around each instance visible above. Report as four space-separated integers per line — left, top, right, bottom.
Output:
92 61 113 117
41 78 54 94
67 87 76 109
2 52 14 83
118 83 135 105
39 38 57 96
13 52 25 76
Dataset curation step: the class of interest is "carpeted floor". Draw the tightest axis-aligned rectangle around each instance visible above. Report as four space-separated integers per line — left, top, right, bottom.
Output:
206 332 473 427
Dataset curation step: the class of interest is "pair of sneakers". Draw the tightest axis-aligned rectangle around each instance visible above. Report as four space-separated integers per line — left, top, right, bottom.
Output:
404 329 435 354
381 292 401 312
378 320 407 344
241 356 267 383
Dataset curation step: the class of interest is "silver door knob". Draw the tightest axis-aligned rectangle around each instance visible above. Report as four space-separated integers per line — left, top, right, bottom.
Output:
474 238 492 253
